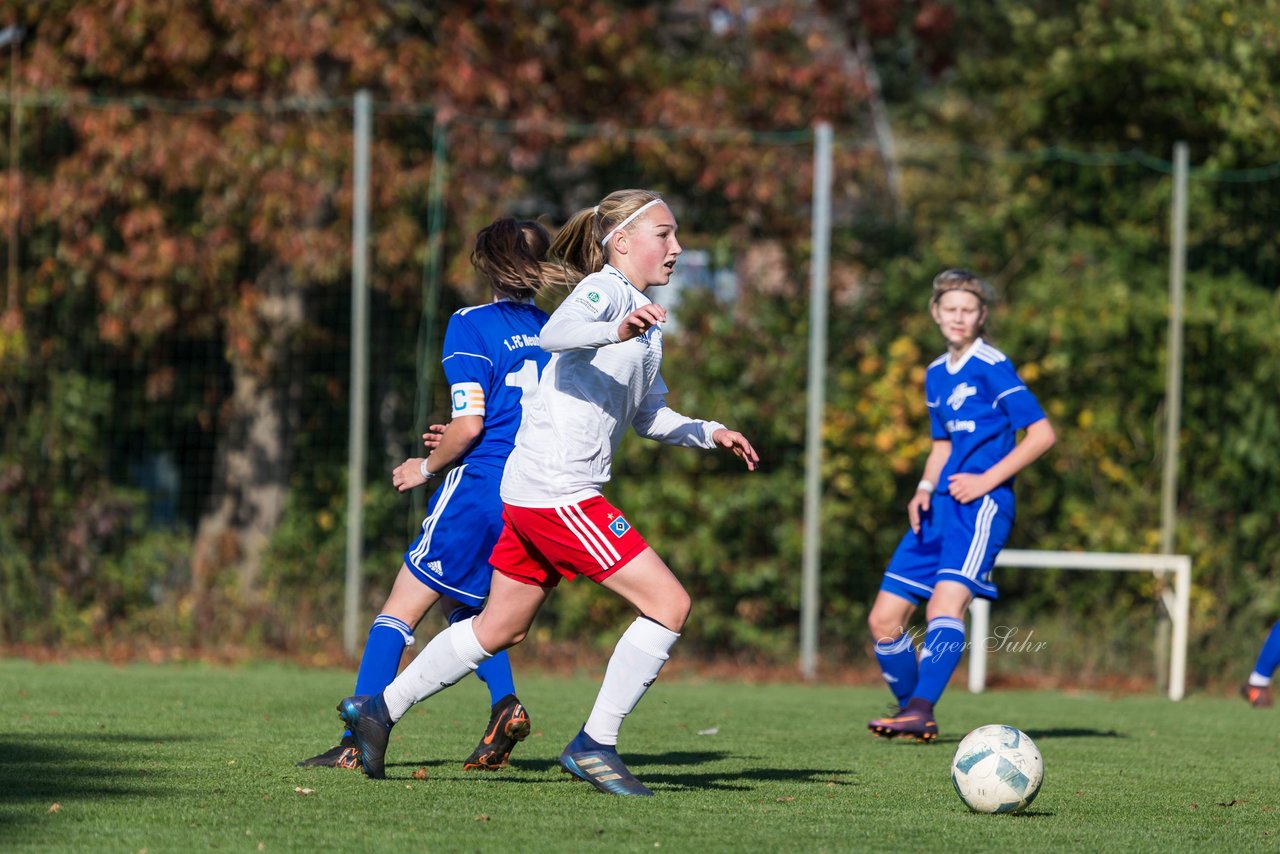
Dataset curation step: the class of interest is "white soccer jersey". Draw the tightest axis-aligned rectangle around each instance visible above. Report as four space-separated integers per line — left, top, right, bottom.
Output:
501 265 725 507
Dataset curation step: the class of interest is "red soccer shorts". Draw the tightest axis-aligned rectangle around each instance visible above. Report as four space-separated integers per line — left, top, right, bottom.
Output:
489 495 649 588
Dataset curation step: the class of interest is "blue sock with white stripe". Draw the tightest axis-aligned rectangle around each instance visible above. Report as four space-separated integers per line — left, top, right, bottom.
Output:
873 633 918 705
1249 622 1280 685
449 605 515 704
913 616 966 705
347 615 414 737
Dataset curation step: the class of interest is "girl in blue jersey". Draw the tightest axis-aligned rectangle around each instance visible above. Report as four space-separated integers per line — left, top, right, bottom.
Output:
867 269 1056 741
299 217 555 771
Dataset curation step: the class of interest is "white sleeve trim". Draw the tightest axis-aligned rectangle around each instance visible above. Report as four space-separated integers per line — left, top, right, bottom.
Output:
442 350 494 367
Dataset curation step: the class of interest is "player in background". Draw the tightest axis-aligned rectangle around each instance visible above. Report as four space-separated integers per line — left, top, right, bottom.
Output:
866 269 1056 742
337 188 759 794
299 218 555 772
1242 622 1280 707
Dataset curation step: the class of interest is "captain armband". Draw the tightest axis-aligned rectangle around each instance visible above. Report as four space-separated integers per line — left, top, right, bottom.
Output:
450 382 486 418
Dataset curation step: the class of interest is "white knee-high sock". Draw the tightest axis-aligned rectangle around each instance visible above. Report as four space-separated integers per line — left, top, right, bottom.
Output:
584 617 680 746
383 617 492 722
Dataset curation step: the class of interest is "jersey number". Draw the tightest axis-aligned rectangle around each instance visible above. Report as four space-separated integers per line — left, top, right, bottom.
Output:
504 359 540 402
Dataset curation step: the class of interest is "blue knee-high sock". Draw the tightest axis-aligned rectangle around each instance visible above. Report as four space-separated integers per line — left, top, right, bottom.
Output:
913 616 967 705
449 605 515 704
874 633 918 705
1251 622 1280 684
346 615 414 737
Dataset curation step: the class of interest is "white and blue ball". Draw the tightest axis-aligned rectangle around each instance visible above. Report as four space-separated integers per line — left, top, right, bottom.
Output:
950 724 1043 814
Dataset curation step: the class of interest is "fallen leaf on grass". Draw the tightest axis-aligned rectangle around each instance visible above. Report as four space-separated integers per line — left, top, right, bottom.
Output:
776 797 796 803
48 803 61 814
294 787 314 796
412 768 428 780
475 815 490 822
697 727 719 736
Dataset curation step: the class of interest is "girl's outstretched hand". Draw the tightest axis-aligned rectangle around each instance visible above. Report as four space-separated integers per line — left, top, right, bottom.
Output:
421 423 446 451
947 472 993 505
711 428 760 471
392 458 429 492
618 304 667 341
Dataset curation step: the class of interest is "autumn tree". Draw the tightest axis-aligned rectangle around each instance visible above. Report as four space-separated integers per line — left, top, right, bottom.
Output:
2 0 877 646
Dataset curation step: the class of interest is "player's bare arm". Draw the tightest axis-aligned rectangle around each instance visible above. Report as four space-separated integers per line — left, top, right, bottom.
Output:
909 439 951 533
392 415 485 492
947 418 1056 504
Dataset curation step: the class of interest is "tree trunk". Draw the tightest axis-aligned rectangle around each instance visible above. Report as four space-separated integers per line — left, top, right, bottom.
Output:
191 262 304 608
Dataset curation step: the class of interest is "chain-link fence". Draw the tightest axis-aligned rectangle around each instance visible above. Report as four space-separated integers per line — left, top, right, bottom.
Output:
3 93 1278 687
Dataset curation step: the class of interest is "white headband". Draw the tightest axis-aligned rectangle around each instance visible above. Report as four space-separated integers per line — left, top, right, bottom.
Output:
599 198 665 247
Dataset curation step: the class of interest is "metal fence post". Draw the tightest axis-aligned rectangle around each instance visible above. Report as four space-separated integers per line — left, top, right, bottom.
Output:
800 122 832 679
1155 141 1188 690
344 89 372 656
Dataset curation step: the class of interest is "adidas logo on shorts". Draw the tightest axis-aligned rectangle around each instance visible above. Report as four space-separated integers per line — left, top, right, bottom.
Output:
427 560 443 576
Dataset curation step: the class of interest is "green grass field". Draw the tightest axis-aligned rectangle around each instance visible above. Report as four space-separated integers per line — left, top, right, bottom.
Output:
2 658 1276 852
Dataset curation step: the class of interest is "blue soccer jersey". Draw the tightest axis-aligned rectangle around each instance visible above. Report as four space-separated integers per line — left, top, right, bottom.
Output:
881 338 1046 604
926 338 1046 495
402 298 550 603
440 300 551 472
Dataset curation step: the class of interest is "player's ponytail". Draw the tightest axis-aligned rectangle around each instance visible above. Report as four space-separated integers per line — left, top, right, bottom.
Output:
546 207 602 289
548 189 665 290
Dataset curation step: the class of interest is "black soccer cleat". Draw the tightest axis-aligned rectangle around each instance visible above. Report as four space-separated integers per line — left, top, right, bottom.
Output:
559 728 653 796
297 734 361 769
337 694 394 779
868 697 939 742
463 694 531 771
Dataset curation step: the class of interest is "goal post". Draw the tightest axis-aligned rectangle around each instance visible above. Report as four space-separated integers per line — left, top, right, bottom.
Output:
966 549 1192 700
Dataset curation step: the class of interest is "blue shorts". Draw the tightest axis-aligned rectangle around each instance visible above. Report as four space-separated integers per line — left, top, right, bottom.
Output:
403 463 504 605
879 490 1014 604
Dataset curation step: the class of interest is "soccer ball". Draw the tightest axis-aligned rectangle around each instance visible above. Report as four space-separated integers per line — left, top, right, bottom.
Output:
950 724 1043 814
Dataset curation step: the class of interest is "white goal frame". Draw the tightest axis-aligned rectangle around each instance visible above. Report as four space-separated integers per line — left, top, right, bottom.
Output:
967 549 1192 701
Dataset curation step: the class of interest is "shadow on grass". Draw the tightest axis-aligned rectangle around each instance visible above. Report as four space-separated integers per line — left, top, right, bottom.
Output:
628 750 856 793
875 727 1124 748
387 749 856 793
386 749 734 775
637 765 857 793
0 733 190 829
1023 727 1125 739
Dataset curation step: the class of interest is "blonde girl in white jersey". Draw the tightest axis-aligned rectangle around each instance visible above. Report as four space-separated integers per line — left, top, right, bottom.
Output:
338 189 759 795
